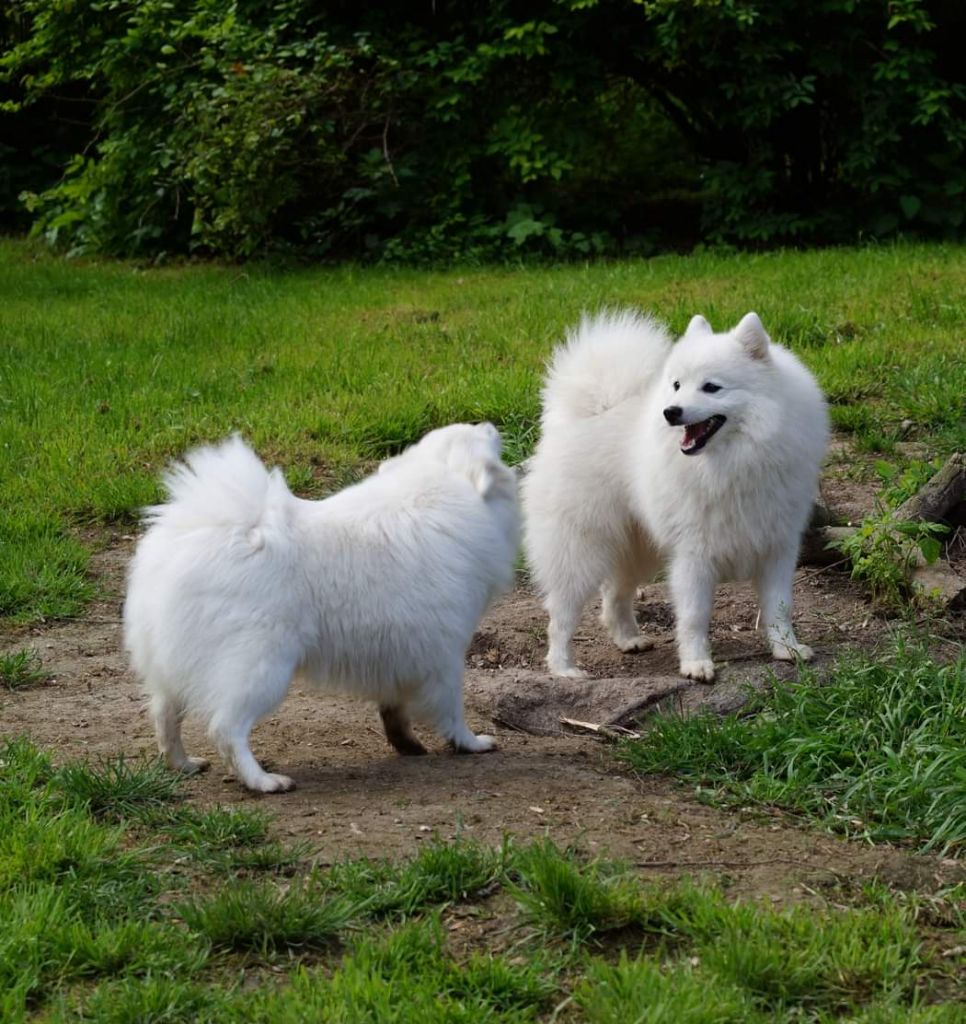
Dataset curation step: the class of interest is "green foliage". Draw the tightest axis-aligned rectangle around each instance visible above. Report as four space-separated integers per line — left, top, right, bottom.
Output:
0 512 93 622
693 899 921 1013
1 240 964 624
576 915 928 1023
875 458 942 508
514 841 925 1016
0 741 206 1016
155 804 312 875
3 0 962 257
833 458 949 612
833 511 947 611
637 0 966 243
61 976 235 1024
576 956 758 1023
508 839 652 941
0 736 959 1019
321 837 507 919
245 917 557 1022
0 646 46 690
55 756 185 821
176 881 356 954
619 635 966 854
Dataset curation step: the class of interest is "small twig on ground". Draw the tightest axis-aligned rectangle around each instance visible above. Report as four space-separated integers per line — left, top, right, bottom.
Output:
634 857 844 872
560 717 641 741
796 557 851 580
491 716 533 734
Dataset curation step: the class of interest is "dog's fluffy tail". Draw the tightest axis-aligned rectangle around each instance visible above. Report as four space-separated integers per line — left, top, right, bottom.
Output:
145 435 290 544
542 309 672 420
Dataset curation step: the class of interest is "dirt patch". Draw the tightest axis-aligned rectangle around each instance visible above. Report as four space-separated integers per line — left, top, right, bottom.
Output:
3 499 963 903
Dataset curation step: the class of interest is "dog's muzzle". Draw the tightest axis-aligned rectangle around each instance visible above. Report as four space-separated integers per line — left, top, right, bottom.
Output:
677 414 727 455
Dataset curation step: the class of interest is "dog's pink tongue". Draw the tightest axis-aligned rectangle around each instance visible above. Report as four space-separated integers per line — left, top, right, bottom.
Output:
683 424 701 446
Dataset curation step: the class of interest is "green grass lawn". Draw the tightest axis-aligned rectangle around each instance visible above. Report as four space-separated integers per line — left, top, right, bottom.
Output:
1 239 965 621
3 240 966 1019
3 737 962 1023
620 634 966 855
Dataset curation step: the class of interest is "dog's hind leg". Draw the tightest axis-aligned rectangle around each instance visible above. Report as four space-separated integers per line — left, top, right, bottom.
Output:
206 657 297 793
209 712 296 793
151 692 209 774
529 524 611 678
545 583 600 679
601 536 659 654
755 550 814 662
379 705 427 756
413 666 496 754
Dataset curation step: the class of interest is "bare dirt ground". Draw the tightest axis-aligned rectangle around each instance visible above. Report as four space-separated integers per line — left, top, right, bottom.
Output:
2 460 964 903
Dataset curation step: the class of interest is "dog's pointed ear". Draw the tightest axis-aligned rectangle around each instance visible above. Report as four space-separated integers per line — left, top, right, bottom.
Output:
469 459 515 500
685 314 713 337
734 312 770 359
470 462 498 498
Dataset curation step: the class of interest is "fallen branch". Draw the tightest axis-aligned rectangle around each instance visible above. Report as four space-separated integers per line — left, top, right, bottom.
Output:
895 452 966 524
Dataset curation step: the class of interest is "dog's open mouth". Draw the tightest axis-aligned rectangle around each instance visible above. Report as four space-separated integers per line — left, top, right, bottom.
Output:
681 415 726 455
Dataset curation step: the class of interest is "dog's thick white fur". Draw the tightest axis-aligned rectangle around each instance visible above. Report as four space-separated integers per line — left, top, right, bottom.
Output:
522 310 829 682
124 423 519 793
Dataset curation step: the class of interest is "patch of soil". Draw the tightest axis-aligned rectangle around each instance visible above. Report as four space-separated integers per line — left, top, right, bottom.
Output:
3 507 963 903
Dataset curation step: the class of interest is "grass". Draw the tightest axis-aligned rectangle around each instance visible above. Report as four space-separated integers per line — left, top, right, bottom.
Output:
508 838 652 940
320 835 508 919
508 839 926 1016
175 881 356 954
55 754 184 820
1 736 960 1021
574 956 758 1023
3 240 965 1016
0 647 47 690
1 238 964 622
619 634 966 855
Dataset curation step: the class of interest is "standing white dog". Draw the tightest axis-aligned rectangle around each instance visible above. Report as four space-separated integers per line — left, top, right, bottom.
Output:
522 310 828 681
124 423 519 793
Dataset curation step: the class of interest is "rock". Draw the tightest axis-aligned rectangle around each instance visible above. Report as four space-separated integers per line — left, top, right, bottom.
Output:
912 562 966 611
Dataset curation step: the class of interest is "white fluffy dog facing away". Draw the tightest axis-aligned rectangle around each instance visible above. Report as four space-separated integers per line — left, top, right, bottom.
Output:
124 423 519 793
523 310 829 682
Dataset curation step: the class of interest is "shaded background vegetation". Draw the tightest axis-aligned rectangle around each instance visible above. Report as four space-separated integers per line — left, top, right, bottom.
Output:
1 0 964 261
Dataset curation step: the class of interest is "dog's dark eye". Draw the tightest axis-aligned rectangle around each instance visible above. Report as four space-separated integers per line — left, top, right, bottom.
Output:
701 383 722 394
672 381 680 392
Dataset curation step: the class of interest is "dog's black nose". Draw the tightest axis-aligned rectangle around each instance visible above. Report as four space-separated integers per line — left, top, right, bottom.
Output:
663 406 682 425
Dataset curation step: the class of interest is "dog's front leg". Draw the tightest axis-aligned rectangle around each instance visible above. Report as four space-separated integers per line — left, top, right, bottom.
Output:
669 555 717 682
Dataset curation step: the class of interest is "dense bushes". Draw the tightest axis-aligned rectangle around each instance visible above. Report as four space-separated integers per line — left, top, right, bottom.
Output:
1 0 963 260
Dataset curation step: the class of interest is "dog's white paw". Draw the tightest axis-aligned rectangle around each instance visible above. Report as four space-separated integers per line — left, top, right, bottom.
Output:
617 634 655 654
679 659 716 683
454 734 498 754
179 756 210 775
247 772 296 794
547 661 589 680
772 642 814 662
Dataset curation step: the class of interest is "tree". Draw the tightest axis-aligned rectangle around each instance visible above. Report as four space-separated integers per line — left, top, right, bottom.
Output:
2 0 962 258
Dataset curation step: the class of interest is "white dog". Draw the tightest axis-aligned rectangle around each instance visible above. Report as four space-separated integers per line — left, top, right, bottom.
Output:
124 423 519 792
522 310 828 681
